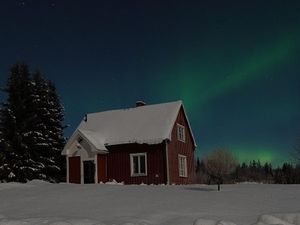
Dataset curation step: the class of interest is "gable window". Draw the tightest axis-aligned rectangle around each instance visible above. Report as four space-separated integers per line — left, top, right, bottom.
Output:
177 124 185 142
130 153 147 176
76 136 91 151
178 154 187 177
77 137 83 144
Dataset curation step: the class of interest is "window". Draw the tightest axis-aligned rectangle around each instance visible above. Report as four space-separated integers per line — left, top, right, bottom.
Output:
177 124 185 142
76 136 91 151
178 154 187 177
130 153 147 176
77 137 83 144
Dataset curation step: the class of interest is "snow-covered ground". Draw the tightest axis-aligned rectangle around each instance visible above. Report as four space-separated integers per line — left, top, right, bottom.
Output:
0 181 299 225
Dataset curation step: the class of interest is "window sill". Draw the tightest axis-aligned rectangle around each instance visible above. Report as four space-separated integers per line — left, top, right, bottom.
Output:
179 175 188 178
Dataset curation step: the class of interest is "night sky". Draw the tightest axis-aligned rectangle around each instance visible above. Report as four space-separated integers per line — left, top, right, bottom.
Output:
1 0 300 166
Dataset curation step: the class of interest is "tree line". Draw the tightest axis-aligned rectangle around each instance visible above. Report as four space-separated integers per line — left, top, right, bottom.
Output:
196 150 300 188
0 63 65 183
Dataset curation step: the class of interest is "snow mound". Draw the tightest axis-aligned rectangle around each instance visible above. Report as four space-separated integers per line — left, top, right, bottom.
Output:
0 217 106 225
193 218 237 225
48 218 106 225
0 180 50 191
254 214 300 225
27 179 50 185
105 179 124 185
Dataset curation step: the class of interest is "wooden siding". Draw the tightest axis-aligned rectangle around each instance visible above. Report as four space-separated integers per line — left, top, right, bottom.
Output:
68 156 81 184
106 143 167 184
167 106 196 184
97 154 107 183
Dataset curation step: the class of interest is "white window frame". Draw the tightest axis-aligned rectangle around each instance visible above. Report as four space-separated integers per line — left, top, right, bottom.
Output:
130 153 147 177
178 154 187 177
177 123 186 142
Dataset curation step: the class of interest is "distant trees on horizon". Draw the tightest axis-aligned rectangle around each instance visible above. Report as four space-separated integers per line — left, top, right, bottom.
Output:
196 156 300 185
294 138 300 166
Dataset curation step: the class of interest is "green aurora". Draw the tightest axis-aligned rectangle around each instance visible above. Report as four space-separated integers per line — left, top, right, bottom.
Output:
164 32 299 111
231 147 287 167
158 31 300 166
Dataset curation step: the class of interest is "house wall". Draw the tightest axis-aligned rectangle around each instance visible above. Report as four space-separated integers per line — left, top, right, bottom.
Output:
106 143 167 184
97 154 107 183
168 106 196 184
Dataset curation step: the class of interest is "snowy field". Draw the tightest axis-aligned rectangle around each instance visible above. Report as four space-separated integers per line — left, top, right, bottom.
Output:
0 181 299 225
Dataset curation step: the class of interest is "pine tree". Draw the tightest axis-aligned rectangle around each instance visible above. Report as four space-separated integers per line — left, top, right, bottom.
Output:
23 72 49 179
42 79 65 182
0 64 65 182
21 71 65 182
294 138 300 165
0 64 38 182
263 162 273 182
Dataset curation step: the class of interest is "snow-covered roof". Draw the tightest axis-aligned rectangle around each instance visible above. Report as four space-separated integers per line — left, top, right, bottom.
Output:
63 101 196 154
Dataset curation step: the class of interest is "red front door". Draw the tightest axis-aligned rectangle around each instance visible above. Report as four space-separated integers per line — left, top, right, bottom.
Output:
69 156 81 184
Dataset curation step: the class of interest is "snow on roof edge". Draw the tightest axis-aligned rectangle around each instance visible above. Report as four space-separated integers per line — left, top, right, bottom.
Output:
164 101 197 148
104 138 169 147
181 103 197 147
85 100 183 117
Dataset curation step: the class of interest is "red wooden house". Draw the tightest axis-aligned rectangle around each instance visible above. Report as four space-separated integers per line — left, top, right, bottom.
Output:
62 101 197 184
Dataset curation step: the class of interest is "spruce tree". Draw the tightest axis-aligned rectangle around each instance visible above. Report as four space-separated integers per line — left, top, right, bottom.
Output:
38 77 65 182
0 64 38 182
22 71 54 180
0 64 65 182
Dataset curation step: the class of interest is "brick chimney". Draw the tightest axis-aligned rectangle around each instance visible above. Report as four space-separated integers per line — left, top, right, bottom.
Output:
136 101 146 107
